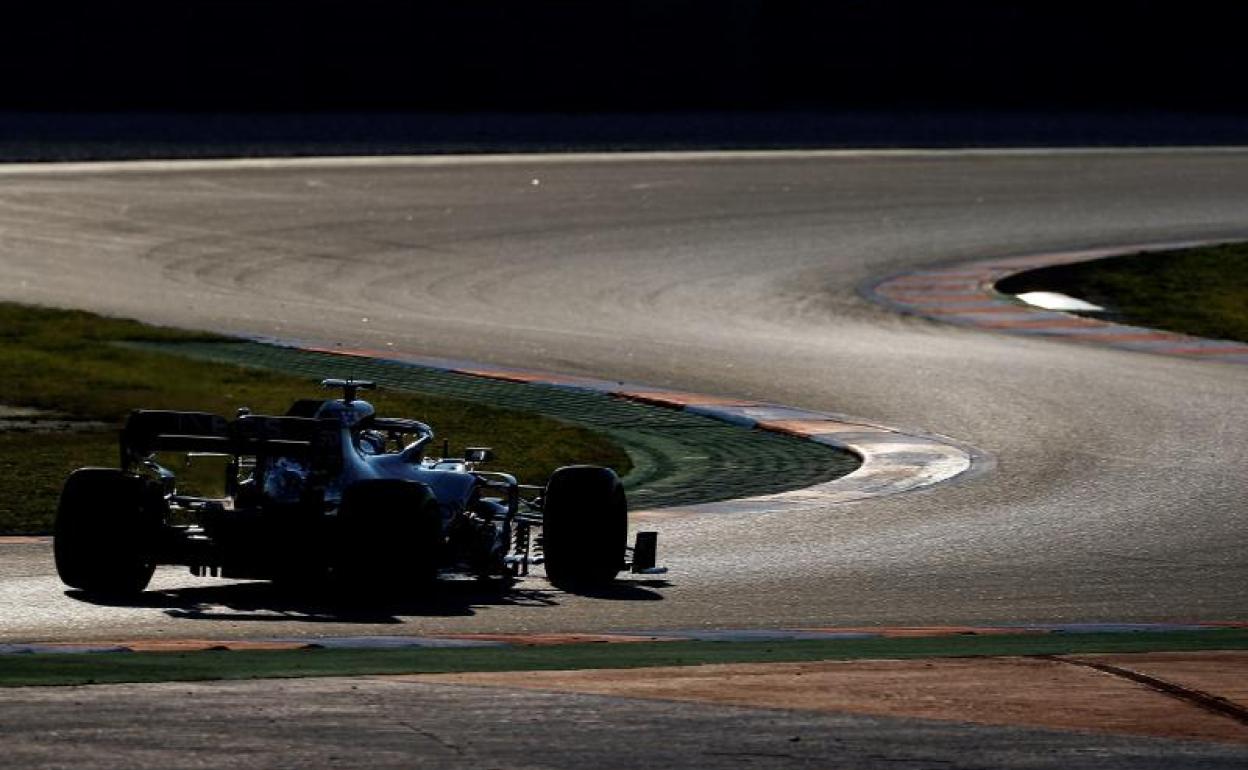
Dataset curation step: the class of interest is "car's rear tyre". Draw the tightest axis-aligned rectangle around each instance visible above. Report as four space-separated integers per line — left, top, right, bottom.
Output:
541 465 627 588
334 479 442 597
54 468 164 597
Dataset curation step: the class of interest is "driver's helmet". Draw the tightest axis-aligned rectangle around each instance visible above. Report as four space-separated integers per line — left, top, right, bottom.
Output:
262 456 309 503
316 398 376 427
358 429 387 455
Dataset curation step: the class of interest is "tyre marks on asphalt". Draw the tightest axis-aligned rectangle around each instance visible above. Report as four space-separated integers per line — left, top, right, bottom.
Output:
865 240 1248 365
1040 654 1248 729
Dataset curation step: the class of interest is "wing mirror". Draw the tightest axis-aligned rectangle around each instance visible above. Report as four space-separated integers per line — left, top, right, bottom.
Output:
464 447 494 464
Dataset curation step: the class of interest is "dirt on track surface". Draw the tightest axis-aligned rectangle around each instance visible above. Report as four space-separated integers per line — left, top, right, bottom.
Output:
413 651 1248 745
3 667 1248 770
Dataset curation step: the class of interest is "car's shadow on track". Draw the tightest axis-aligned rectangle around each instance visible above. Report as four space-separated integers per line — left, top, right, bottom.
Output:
66 577 670 625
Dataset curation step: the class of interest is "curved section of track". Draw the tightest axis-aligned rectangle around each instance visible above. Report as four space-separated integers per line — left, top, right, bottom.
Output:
184 337 978 515
124 338 865 512
0 149 1246 641
867 240 1248 364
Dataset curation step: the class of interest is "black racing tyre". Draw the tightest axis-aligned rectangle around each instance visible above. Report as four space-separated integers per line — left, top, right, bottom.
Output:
541 465 627 587
334 479 443 595
53 468 164 596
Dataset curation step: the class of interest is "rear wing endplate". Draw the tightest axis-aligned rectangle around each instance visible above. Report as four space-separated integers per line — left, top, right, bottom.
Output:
120 410 338 469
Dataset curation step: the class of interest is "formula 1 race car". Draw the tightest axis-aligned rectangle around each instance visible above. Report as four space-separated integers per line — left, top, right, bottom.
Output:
54 379 659 597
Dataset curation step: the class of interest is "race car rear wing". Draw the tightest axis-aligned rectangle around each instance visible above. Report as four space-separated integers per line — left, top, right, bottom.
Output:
120 411 230 468
119 410 339 470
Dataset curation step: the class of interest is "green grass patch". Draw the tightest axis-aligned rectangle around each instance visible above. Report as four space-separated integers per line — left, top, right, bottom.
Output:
2 630 1246 688
0 302 630 534
997 242 1248 343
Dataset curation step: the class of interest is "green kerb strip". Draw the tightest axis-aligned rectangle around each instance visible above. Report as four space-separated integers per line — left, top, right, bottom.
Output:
3 630 1246 688
122 341 858 510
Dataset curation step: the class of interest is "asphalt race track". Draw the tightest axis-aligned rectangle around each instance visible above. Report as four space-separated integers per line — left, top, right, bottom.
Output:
1 149 1246 641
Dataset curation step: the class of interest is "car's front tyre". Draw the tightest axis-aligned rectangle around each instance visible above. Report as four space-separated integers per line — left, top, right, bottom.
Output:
541 465 627 588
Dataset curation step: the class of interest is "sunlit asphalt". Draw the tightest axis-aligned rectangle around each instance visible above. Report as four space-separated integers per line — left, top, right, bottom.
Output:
1 149 1245 640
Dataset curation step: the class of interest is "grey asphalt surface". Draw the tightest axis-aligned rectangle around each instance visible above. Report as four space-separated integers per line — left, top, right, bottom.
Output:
1 150 1247 640
3 676 1246 769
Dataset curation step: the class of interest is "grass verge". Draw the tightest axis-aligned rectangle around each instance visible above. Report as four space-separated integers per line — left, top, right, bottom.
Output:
2 630 1246 688
997 242 1248 343
0 302 630 534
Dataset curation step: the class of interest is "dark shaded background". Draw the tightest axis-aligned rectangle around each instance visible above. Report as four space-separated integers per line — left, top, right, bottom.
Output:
2 1 1246 157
